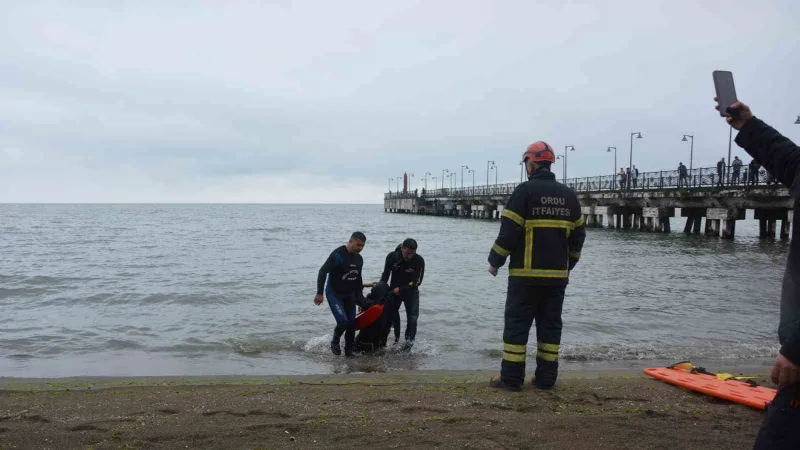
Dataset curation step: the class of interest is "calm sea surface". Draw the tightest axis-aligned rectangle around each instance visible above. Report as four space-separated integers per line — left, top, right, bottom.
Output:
0 204 790 377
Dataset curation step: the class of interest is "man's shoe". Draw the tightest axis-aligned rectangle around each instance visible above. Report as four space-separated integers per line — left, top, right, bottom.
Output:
489 375 521 392
401 341 413 352
330 341 341 356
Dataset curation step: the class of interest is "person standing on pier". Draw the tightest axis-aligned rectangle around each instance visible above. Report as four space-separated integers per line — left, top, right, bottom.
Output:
678 162 689 187
732 157 742 185
486 141 586 391
717 98 800 449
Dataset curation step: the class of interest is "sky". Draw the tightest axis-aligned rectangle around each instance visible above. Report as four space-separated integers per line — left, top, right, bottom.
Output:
1 1 798 203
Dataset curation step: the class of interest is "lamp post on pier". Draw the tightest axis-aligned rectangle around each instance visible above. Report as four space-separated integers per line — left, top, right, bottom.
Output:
424 172 431 190
628 132 642 172
607 147 617 177
408 173 414 191
468 168 475 194
681 134 694 172
389 177 394 192
461 165 469 189
486 160 495 188
628 132 643 189
563 145 575 184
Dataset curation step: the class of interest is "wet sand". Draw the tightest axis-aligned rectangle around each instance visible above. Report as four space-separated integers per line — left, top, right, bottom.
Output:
0 368 772 449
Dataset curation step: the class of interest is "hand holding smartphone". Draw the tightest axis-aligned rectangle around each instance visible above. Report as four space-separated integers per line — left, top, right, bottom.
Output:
713 70 739 118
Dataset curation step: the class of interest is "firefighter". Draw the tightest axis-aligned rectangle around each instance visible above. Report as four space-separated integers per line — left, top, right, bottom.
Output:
487 141 586 391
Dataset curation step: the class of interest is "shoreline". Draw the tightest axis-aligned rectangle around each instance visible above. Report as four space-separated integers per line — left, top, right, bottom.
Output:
1 359 776 390
0 365 774 449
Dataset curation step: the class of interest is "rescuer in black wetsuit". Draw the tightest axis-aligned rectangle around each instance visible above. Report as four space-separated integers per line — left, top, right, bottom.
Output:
314 231 375 357
380 238 425 352
487 141 586 391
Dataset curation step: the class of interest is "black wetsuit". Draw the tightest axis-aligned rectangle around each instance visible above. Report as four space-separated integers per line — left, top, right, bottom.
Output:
317 245 364 354
380 245 425 347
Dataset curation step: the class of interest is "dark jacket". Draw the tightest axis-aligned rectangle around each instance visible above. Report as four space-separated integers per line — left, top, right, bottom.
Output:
380 245 425 294
355 281 396 353
488 168 586 285
735 117 800 365
316 245 364 296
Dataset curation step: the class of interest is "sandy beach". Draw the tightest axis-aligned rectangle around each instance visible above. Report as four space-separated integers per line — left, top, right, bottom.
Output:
0 366 773 450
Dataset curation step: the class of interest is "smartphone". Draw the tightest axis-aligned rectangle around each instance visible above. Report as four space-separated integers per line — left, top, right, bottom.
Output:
713 70 738 117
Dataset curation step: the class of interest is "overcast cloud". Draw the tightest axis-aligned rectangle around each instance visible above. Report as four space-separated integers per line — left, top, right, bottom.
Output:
1 1 798 203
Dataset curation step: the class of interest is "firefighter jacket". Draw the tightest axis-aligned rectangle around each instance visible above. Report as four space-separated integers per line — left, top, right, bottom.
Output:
488 168 586 285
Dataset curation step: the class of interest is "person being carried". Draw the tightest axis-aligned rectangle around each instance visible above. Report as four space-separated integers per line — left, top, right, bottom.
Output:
380 238 425 352
487 141 586 391
716 98 800 449
314 231 374 357
354 280 397 354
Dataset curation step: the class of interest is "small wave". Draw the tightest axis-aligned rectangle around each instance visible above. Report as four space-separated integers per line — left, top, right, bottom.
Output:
475 341 781 363
138 293 239 306
103 339 145 351
227 337 307 356
245 227 290 233
302 335 440 357
0 287 53 300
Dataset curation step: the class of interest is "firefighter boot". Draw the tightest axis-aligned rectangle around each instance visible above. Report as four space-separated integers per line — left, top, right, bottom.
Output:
532 358 558 389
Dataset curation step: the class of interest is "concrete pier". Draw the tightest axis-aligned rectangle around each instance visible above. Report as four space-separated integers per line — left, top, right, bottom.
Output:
385 165 793 240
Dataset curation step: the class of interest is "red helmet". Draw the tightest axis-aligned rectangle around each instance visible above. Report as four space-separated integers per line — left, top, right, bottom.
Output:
522 141 556 163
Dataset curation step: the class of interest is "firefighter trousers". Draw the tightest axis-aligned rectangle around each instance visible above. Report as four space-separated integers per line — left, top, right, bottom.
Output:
500 283 566 388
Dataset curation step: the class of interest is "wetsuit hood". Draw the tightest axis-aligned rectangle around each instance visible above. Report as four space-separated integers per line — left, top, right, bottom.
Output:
365 280 391 307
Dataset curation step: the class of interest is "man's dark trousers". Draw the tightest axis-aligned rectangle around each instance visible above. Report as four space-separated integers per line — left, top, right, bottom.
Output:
501 283 566 388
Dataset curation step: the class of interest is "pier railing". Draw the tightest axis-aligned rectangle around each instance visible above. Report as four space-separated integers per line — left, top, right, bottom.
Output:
385 165 773 199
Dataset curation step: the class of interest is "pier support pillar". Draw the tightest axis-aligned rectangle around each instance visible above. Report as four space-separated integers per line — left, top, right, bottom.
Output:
755 209 789 239
707 208 745 239
473 204 486 220
681 208 706 235
595 206 617 230
581 206 595 228
781 211 792 239
642 207 675 233
705 219 720 237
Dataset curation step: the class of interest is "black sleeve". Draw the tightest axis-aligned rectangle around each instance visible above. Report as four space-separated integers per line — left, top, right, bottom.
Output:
316 251 336 296
568 195 586 270
735 117 800 196
417 256 425 286
734 117 800 362
380 252 392 283
488 184 528 268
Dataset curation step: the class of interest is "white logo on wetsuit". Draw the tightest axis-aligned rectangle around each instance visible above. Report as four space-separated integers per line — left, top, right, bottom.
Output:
342 269 359 281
